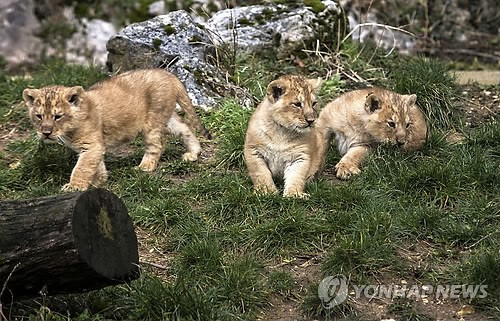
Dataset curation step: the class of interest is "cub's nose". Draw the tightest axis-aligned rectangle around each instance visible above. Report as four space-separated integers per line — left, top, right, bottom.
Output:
306 118 316 126
41 127 52 137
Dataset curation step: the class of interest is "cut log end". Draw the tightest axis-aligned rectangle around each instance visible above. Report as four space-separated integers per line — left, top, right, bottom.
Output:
73 188 139 281
0 188 140 299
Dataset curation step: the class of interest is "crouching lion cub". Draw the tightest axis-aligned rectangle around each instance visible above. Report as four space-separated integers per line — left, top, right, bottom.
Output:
316 87 427 180
23 68 210 191
244 74 323 198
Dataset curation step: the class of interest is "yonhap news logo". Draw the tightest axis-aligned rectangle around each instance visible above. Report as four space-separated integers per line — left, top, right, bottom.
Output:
318 275 488 308
318 275 349 308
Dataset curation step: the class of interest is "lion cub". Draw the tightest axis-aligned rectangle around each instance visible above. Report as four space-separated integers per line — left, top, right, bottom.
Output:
244 74 322 198
315 87 427 180
22 68 209 191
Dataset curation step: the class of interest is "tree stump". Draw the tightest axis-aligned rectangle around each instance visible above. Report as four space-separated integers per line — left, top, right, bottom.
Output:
0 188 139 300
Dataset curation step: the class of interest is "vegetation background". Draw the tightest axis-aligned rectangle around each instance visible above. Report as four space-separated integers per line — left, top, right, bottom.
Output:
1 1 500 320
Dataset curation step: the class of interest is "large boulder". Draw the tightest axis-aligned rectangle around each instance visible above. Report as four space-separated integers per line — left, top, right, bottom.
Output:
106 2 347 109
66 18 117 65
106 10 253 110
0 0 41 68
207 1 347 56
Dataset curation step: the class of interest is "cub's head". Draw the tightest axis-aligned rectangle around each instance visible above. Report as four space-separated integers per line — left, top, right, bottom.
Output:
266 74 321 133
362 89 417 146
22 85 84 144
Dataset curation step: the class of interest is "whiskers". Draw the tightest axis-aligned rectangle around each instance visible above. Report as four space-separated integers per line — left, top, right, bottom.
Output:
294 123 312 133
57 135 71 146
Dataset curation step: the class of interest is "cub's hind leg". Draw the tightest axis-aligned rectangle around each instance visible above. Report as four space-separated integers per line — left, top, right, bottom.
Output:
166 112 201 162
139 126 167 172
91 160 108 187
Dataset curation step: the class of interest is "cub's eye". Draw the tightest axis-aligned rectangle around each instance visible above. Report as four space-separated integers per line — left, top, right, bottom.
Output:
34 114 42 120
312 101 318 107
387 121 396 128
293 102 302 109
406 122 411 128
68 94 79 104
54 114 63 121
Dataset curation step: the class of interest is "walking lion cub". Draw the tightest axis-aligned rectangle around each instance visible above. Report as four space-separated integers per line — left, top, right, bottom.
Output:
315 87 427 180
244 74 323 198
23 69 209 191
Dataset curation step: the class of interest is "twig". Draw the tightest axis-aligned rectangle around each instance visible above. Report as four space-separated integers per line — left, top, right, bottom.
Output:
140 260 169 270
0 128 16 140
0 263 20 321
342 22 415 44
465 231 499 250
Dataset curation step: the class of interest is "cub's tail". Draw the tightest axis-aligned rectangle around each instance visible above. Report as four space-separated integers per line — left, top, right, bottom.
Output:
175 82 212 140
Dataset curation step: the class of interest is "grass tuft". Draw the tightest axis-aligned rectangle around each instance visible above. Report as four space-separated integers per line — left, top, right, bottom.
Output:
389 57 460 130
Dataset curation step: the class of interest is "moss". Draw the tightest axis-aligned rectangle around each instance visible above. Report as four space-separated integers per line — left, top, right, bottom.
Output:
189 35 203 44
253 14 263 24
97 207 115 240
152 38 162 50
303 0 326 13
262 8 275 19
193 69 203 82
238 17 253 26
163 24 177 35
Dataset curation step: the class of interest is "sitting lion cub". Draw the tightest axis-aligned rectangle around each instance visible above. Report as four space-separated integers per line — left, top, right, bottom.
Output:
316 87 427 180
22 68 209 191
244 74 322 198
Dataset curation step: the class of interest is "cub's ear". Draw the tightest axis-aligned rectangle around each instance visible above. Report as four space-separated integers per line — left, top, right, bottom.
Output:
404 94 417 106
22 88 40 108
267 80 286 103
66 86 84 107
365 92 381 113
307 77 322 92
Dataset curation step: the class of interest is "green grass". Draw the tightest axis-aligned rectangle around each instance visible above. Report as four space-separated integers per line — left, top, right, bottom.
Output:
389 56 461 130
1 56 500 320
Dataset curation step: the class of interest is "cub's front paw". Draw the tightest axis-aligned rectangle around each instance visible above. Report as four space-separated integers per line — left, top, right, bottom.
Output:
61 182 89 192
335 161 361 180
138 160 158 172
254 184 278 196
283 191 310 199
182 152 199 162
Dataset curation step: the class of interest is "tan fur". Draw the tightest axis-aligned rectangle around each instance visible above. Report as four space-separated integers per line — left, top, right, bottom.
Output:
315 87 427 180
22 69 209 191
243 74 323 198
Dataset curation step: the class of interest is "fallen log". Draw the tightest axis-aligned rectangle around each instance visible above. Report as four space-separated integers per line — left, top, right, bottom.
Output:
0 188 139 300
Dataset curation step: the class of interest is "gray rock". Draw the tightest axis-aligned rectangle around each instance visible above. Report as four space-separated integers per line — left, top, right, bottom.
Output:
148 1 166 16
206 1 346 56
66 18 117 66
346 11 416 55
0 0 41 68
106 10 253 110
